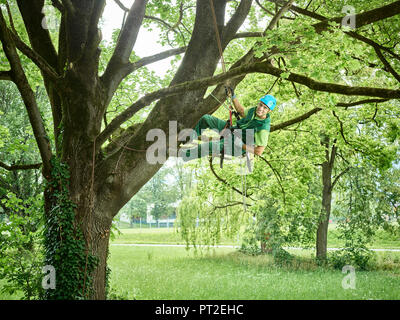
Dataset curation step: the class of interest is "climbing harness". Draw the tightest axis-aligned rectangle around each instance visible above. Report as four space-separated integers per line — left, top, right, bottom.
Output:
219 96 241 169
208 0 253 174
209 90 254 173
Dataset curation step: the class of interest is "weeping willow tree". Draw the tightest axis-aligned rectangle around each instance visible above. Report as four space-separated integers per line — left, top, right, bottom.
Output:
176 150 320 254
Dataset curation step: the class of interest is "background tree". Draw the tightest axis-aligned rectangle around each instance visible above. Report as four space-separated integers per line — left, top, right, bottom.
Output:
121 194 148 226
0 82 44 208
0 82 49 300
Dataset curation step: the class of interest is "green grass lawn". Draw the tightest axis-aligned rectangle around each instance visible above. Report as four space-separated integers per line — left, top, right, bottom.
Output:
2 226 399 300
111 227 241 246
3 246 399 300
107 246 400 300
326 224 400 249
111 225 400 249
111 227 187 244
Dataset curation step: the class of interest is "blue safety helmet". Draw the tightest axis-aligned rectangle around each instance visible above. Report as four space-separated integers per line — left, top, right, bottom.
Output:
260 94 277 111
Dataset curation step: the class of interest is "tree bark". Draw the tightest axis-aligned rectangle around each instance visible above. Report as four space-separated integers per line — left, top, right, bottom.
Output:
61 74 109 299
83 209 112 300
316 136 336 260
316 180 332 260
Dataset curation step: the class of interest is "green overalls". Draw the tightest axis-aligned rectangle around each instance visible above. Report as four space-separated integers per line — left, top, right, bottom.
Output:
180 107 270 161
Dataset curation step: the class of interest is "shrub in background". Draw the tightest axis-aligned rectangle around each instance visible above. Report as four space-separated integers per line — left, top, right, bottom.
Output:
0 193 44 299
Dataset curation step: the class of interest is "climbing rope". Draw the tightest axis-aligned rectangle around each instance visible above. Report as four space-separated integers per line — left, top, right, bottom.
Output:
209 0 227 75
241 161 247 211
209 91 232 114
208 0 251 176
209 0 240 122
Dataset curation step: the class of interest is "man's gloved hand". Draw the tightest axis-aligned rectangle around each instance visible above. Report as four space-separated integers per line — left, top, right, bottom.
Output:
225 86 236 100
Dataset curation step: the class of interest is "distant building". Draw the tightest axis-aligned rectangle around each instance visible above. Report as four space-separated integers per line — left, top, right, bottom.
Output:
118 204 176 227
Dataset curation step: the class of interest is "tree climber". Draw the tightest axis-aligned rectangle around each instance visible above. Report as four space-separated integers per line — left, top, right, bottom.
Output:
178 88 277 162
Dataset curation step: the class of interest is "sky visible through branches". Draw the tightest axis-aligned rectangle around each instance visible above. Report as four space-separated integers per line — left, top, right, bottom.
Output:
102 0 171 76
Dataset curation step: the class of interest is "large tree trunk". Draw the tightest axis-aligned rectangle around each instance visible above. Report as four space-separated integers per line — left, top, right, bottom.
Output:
85 211 112 300
53 1 250 299
44 181 113 300
316 136 336 260
316 176 332 260
63 75 112 299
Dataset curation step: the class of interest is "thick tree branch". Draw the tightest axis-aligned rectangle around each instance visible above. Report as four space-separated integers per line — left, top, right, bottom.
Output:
51 0 64 12
313 1 400 32
0 161 42 172
233 31 264 39
110 0 147 64
253 62 400 98
271 107 322 132
105 97 390 194
222 0 253 47
102 0 150 104
16 0 63 147
98 60 400 148
10 31 60 82
266 0 295 32
330 139 337 167
61 1 104 64
84 0 106 58
16 0 59 70
61 0 75 14
271 98 391 131
101 46 187 108
268 0 400 32
0 10 53 178
113 0 129 12
130 47 187 71
0 70 12 81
